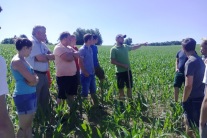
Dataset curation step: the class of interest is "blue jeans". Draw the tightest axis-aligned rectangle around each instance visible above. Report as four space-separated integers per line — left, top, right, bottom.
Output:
13 93 37 115
80 74 96 97
182 97 204 127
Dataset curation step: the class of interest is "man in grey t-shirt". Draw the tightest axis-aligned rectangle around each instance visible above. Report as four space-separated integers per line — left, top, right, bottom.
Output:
181 38 205 137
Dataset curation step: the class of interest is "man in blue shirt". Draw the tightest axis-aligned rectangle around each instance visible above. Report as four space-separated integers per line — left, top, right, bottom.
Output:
79 34 99 107
91 35 105 94
173 49 188 102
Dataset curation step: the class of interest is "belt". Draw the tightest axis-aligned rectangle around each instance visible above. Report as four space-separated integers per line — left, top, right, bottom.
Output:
34 70 47 74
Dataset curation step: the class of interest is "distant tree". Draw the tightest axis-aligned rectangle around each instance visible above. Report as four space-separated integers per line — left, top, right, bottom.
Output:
148 41 181 46
73 28 85 45
124 37 132 45
0 6 2 12
45 37 53 45
73 28 103 45
1 38 14 44
93 28 103 45
19 34 28 38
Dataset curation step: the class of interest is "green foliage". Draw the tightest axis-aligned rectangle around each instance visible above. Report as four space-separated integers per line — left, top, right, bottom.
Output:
1 38 14 44
73 28 103 45
124 37 133 45
0 44 202 137
148 41 182 46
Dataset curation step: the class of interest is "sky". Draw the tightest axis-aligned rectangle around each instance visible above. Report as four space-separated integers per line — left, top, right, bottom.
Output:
0 0 207 45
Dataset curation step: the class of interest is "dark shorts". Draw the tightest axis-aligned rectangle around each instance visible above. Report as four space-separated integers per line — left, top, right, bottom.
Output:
80 74 96 97
116 70 133 89
56 75 78 99
13 93 37 115
182 97 204 128
173 72 185 88
76 71 80 85
95 66 105 80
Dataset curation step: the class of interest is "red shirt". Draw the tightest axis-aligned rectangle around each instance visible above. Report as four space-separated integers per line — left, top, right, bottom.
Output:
71 46 80 71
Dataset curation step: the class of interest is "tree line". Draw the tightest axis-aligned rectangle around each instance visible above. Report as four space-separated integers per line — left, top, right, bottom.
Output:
1 27 181 46
1 28 103 45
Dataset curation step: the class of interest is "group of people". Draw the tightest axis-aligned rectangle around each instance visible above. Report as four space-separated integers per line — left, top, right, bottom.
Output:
173 38 207 137
0 24 148 137
1 26 207 138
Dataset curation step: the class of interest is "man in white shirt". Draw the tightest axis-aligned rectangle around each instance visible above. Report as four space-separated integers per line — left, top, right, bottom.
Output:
0 55 15 138
26 25 54 119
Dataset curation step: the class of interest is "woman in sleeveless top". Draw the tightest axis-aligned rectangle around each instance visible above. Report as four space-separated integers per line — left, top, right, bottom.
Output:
11 38 39 138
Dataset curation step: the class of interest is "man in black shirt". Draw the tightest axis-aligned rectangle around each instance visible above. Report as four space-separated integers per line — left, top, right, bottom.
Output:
173 49 188 102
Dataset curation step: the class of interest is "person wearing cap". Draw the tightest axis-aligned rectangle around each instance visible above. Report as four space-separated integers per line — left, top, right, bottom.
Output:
53 32 79 114
110 34 147 102
181 38 205 137
26 25 55 121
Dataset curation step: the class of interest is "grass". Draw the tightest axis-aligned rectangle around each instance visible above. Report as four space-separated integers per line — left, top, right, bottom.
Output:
0 44 202 137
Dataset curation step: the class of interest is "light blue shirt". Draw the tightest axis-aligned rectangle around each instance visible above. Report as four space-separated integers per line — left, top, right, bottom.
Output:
11 63 36 96
26 36 49 72
79 45 94 75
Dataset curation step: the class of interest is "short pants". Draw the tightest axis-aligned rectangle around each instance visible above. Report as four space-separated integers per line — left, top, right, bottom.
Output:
13 92 37 115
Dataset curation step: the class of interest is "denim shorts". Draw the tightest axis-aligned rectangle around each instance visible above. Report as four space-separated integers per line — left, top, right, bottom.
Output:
13 93 37 115
80 74 96 97
182 97 204 127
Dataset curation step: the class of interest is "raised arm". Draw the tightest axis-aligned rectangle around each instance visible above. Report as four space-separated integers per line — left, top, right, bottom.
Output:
131 42 148 50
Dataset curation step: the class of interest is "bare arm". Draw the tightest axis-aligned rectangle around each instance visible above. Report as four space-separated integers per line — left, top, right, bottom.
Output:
110 58 128 69
12 60 38 86
79 58 89 77
200 88 207 127
35 53 55 62
131 42 148 50
182 76 193 102
60 52 75 62
60 51 80 62
175 58 179 72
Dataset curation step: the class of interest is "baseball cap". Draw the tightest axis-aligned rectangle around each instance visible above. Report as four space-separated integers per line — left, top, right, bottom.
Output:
116 34 126 39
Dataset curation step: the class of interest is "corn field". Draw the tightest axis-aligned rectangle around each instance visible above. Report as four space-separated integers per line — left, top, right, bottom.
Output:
0 44 201 138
